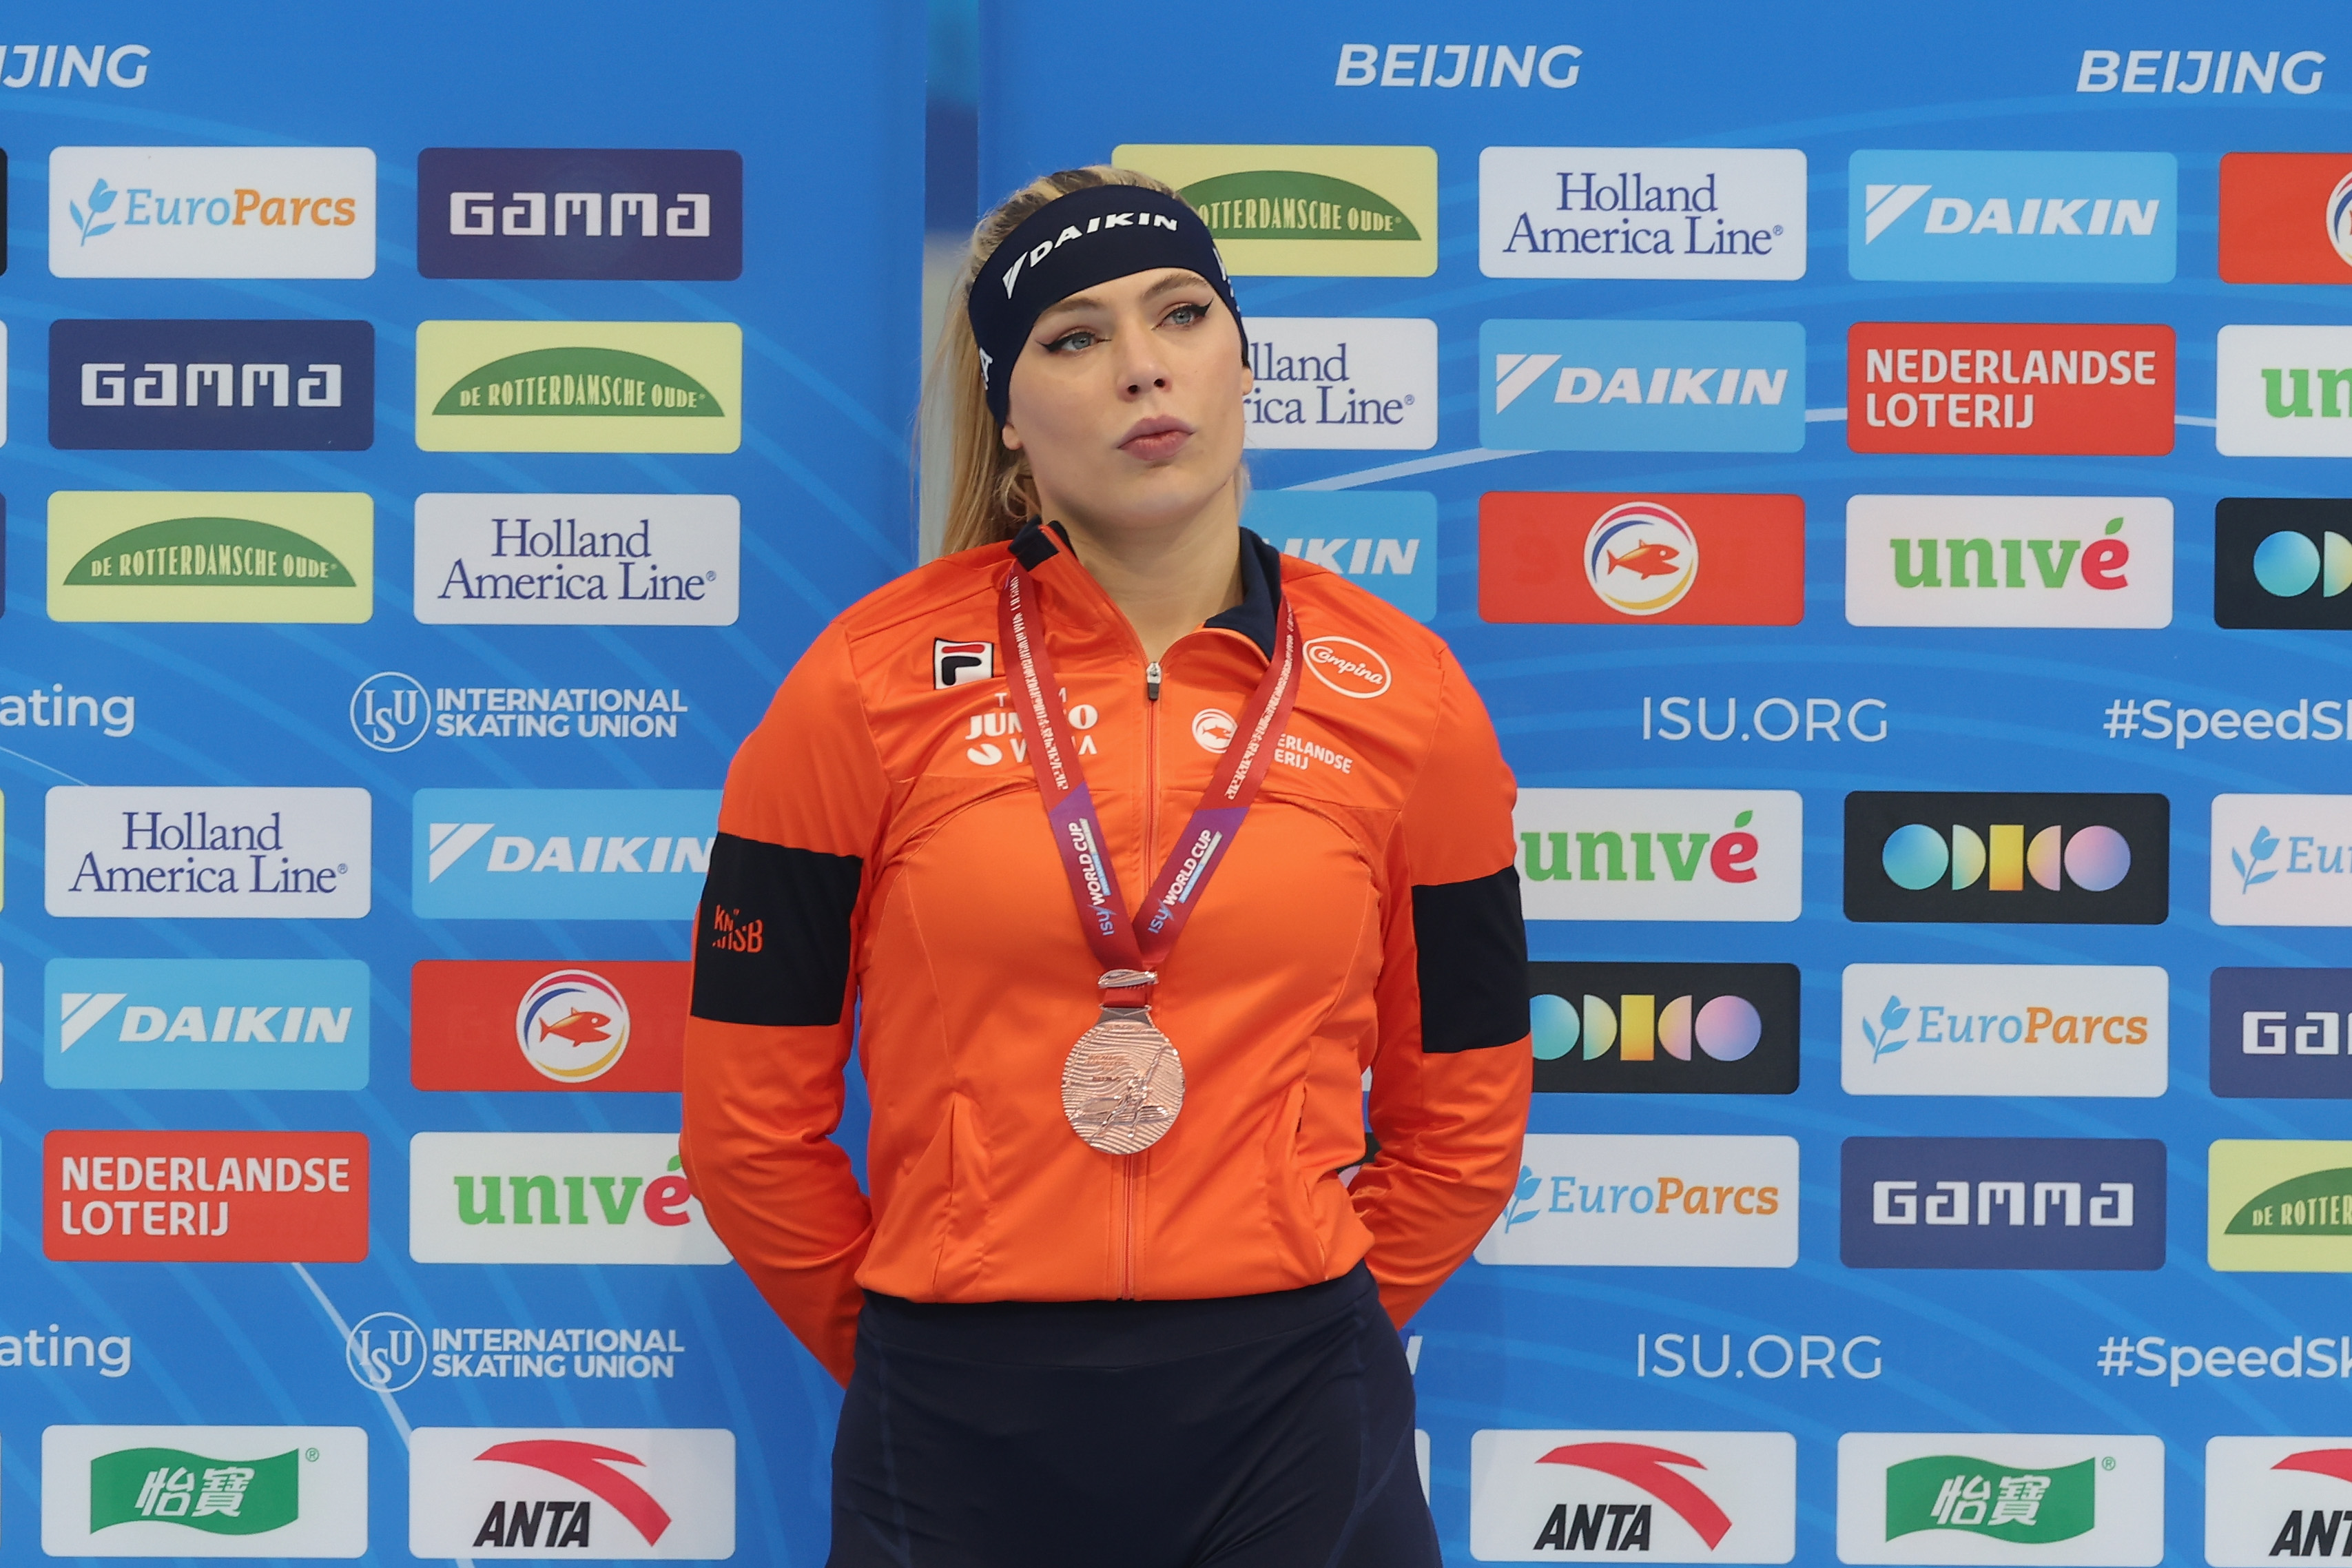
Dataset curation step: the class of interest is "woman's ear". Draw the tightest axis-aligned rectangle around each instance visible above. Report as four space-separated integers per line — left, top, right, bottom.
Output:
1000 420 1024 453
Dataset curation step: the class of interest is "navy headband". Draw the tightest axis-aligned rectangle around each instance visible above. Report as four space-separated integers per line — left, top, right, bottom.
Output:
967 183 1246 424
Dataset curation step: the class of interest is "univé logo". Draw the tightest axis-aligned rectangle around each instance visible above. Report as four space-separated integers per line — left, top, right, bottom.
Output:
41 1424 368 1558
2219 154 2352 284
2217 327 2352 457
1468 1429 1797 1563
1518 790 1802 922
1529 961 1798 1096
407 1427 734 1560
1844 495 2172 629
1844 792 2168 925
408 1132 730 1265
415 321 742 455
1836 1432 2163 1567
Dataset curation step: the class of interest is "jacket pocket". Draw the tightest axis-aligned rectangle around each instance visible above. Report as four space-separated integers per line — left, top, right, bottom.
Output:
1262 1080 1328 1276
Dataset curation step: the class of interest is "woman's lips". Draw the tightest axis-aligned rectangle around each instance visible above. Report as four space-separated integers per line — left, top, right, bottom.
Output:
1120 417 1194 462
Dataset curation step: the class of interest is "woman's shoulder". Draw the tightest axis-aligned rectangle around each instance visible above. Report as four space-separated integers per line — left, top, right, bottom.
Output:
1276 553 1461 682
827 541 1005 646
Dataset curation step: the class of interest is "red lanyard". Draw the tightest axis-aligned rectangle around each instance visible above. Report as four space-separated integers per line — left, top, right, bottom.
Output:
998 559 1303 1004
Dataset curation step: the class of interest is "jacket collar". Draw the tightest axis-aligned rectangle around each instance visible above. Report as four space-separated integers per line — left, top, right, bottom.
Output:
1008 519 1283 659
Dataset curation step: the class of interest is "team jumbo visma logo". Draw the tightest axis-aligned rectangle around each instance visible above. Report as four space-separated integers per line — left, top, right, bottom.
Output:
407 1427 734 1560
1469 1429 1796 1562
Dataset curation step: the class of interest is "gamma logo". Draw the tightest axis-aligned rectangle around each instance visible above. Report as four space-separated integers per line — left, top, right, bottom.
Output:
1844 495 2172 629
50 319 373 451
1842 964 2168 1098
415 789 718 921
41 1425 368 1557
2211 968 2352 1100
1476 1133 1799 1269
415 320 741 454
417 147 743 280
1844 792 2168 925
408 1427 734 1559
2205 1438 2352 1567
1837 1432 2163 1565
1519 789 1802 922
2209 1139 2352 1272
1841 1137 2166 1270
1480 491 1804 626
1848 150 2176 283
411 960 687 1092
1481 319 1805 453
408 1132 730 1265
2220 154 2352 283
1468 1430 1797 1562
47 491 372 623
2214 499 2352 630
1111 142 1436 277
45 957 368 1091
1530 962 1799 1095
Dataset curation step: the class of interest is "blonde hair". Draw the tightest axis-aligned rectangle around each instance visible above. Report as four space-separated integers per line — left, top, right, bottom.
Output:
928 165 1244 556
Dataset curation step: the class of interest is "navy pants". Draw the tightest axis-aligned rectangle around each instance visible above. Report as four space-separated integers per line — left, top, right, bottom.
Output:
828 1262 1441 1567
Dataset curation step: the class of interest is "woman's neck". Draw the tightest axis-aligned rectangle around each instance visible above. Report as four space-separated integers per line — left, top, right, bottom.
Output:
1050 483 1246 662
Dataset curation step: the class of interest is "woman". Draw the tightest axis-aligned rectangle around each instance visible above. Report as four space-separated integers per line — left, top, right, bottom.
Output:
681 166 1531 1567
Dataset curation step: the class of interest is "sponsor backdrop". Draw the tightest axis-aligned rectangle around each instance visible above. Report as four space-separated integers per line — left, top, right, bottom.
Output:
0 5 920 1568
978 1 2352 1563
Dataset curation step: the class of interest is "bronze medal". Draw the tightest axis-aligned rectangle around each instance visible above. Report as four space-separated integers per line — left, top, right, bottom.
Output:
1060 969 1185 1154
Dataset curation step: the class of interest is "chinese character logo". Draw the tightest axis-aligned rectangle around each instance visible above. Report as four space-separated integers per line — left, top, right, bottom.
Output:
90 1446 302 1535
1886 1454 2099 1543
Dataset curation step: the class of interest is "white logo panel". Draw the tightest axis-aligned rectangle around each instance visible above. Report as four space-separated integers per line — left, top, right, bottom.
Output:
1835 1432 2164 1566
1515 789 1803 922
50 147 377 278
413 494 739 626
45 787 371 919
408 1427 734 1560
1841 964 2169 1097
2206 1436 2352 1567
409 1133 732 1265
1844 497 2172 628
1476 1134 1799 1268
1481 147 1808 280
2212 794 2352 926
1244 316 1436 450
1470 1428 1797 1562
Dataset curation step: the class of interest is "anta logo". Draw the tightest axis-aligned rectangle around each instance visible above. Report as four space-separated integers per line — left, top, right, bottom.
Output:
1839 1136 2166 1270
1533 1445 1731 1554
1472 1428 1795 1562
469 1441 668 1550
1843 792 2167 925
410 1426 734 1559
2264 1451 2352 1560
1529 961 1799 1097
1304 635 1390 698
1524 809 1760 885
933 638 993 688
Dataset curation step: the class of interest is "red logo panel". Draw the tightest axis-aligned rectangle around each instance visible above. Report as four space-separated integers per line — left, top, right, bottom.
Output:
1478 492 1805 626
1847 323 2174 455
46 1131 369 1261
411 959 688 1091
2219 152 2352 283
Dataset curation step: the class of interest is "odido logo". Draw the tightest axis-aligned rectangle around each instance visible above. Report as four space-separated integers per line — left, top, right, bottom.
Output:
1529 960 1799 1095
1844 792 2167 925
1303 634 1390 699
1468 1430 1797 1563
2215 499 2352 630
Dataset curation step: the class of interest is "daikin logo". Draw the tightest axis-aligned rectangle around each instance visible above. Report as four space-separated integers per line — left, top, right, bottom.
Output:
415 790 718 920
1481 320 1805 453
45 958 369 1091
1848 152 2176 283
1251 488 1438 621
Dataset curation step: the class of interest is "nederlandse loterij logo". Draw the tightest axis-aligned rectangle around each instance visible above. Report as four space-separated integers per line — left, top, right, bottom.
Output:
416 148 743 280
1848 150 2176 282
407 1133 730 1265
41 1425 367 1557
2214 499 2352 630
1480 491 1804 626
1841 964 2168 1097
1476 1133 1799 1268
2217 326 2352 456
1241 317 1436 450
1467 1430 1797 1562
1840 1137 2166 1270
1844 792 2169 925
1529 962 1799 1095
45 1130 369 1262
1482 319 1805 453
2211 795 2352 926
49 147 375 278
48 319 373 451
1847 323 2174 455
1248 489 1437 621
47 491 373 623
413 493 739 626
1837 1433 2163 1566
1478 146 1806 281
2219 154 2352 283
1844 496 2173 628
1111 143 1436 276
45 957 368 1091
1516 789 1802 922
409 960 687 1092
414 321 741 453
406 1427 735 1560
2209 1140 2352 1272
45 787 370 919
2211 968 2352 1100
2205 1438 2352 1566
413 789 718 921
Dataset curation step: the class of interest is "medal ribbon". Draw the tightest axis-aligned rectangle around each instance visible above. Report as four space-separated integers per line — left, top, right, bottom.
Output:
1000 558 1303 1006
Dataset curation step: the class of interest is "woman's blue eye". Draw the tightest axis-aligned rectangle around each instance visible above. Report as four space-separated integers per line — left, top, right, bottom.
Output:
1045 330 1096 353
1166 303 1208 325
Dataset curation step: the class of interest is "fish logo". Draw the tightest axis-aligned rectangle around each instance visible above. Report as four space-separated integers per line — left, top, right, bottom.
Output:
513 968 632 1083
2331 170 2352 269
1585 500 1700 616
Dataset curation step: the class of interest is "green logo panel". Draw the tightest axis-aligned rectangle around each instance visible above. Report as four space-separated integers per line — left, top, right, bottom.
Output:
90 1447 299 1536
1885 1455 2096 1544
415 321 743 452
48 493 374 623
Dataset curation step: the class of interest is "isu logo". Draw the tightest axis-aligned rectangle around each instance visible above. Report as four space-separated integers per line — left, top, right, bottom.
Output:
1586 501 1699 615
932 638 993 688
1303 635 1391 699
1469 1427 1796 1561
408 1426 735 1560
514 970 630 1083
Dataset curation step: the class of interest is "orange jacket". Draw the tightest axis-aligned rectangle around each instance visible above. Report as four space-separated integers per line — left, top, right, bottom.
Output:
680 524 1531 1383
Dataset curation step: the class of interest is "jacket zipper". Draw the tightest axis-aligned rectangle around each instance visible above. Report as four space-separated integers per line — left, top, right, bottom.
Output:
1124 659 1163 1297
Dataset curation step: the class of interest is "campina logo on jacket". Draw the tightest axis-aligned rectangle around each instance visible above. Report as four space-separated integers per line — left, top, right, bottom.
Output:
41 1424 368 1558
1248 490 1436 621
2214 499 2352 630
1844 791 2169 925
2211 794 2352 926
49 146 375 278
417 147 743 280
1516 788 1803 921
45 957 369 1091
407 1426 735 1560
1482 319 1806 453
45 786 371 919
413 788 719 920
1848 150 2176 282
2209 1139 2352 1273
1847 322 2174 454
46 490 373 623
1529 962 1799 1095
1477 1133 1799 1268
2211 968 2352 1100
413 493 739 626
1111 142 1436 276
414 320 742 453
1480 492 1805 625
1478 146 1806 280
2205 1437 2352 1566
1468 1429 1797 1562
2219 152 2352 283
2217 326 2352 457
1840 1137 2166 1270
1842 964 2167 1097
1844 496 2172 628
45 1129 369 1262
49 319 373 450
1241 316 1435 449
1835 1432 2165 1566
408 1133 730 1265
410 960 687 1092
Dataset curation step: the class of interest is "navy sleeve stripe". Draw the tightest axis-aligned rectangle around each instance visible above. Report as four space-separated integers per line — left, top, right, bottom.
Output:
1411 865 1530 1053
690 832 864 1027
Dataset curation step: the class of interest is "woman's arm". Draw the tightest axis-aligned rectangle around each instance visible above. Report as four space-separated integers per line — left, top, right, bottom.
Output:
681 623 890 1384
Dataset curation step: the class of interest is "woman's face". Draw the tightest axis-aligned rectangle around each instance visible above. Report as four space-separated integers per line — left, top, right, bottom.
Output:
1000 267 1252 534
